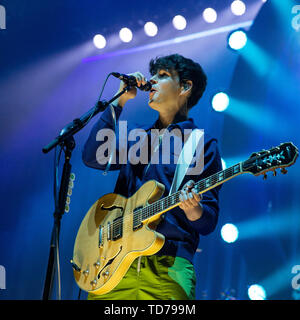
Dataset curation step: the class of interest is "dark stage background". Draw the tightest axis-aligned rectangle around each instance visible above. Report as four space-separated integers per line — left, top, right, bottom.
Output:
0 0 299 300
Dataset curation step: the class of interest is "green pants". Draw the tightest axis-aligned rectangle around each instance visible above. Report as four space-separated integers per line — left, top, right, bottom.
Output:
88 255 196 300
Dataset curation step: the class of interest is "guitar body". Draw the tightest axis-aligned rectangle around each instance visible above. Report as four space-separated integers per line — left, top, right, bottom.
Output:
72 180 165 295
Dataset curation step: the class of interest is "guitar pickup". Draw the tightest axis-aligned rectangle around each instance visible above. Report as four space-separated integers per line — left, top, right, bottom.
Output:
112 216 123 241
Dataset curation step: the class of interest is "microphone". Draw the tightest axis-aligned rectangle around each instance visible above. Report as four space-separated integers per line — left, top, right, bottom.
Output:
112 72 152 91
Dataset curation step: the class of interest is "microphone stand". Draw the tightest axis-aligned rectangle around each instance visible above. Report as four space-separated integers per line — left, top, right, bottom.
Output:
42 85 132 300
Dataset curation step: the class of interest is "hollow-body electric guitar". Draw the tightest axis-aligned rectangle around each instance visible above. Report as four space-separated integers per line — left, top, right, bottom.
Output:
72 142 298 295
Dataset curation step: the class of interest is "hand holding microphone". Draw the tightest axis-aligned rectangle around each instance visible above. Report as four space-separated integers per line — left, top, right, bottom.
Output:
112 72 152 91
111 71 151 107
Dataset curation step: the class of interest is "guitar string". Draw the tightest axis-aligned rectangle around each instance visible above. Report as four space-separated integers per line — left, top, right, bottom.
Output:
103 151 292 238
102 164 238 238
98 145 292 239
101 165 238 239
99 164 240 240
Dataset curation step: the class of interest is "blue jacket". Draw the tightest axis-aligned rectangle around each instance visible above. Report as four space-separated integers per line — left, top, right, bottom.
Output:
82 105 222 264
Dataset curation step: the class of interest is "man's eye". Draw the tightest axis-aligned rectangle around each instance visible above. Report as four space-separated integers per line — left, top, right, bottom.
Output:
158 72 168 77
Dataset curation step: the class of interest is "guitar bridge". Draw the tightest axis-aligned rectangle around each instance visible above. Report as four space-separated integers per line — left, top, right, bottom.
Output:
99 225 104 247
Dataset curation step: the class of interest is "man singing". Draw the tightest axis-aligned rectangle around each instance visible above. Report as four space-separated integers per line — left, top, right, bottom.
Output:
82 54 222 300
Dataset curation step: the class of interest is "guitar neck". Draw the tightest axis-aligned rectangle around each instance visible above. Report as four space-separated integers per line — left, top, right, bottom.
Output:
137 162 243 223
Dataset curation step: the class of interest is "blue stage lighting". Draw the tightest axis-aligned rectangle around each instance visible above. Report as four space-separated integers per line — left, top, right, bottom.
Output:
119 27 133 43
231 1 246 16
248 284 267 300
221 223 239 243
93 34 106 49
211 92 229 112
144 22 158 37
203 8 217 23
228 30 247 50
172 15 187 30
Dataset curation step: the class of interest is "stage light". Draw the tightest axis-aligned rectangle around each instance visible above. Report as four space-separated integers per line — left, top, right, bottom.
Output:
248 284 267 300
211 92 229 112
231 1 246 16
228 30 247 50
172 15 187 30
221 223 239 243
203 8 217 23
119 27 133 43
144 22 158 37
93 34 106 49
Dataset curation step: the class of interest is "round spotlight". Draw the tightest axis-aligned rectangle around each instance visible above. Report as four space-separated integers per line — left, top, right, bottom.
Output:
212 92 229 112
221 223 239 243
231 1 246 16
119 27 133 43
93 34 106 49
172 15 187 30
144 22 158 37
203 8 217 23
228 30 247 50
248 284 267 300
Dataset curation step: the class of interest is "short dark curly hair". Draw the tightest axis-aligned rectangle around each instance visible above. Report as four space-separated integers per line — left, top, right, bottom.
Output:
149 54 207 110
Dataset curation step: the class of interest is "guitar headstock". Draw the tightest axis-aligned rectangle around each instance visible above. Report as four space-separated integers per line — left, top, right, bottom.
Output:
242 142 298 178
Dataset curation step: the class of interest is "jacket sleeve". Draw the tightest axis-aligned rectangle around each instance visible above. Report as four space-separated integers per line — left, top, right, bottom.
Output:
82 104 123 170
185 138 222 235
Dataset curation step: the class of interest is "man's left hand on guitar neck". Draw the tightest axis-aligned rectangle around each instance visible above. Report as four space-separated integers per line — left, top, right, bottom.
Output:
179 180 203 221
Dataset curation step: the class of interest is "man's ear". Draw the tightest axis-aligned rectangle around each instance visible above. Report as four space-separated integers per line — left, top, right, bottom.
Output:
181 80 193 95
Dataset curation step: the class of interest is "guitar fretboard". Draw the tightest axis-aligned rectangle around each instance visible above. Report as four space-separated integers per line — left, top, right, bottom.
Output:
133 163 242 227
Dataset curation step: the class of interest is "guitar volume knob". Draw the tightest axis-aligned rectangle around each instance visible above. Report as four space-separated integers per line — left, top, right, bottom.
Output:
83 269 89 277
103 271 109 277
90 279 97 287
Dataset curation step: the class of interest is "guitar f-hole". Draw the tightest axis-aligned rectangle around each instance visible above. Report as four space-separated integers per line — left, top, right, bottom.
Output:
97 246 123 280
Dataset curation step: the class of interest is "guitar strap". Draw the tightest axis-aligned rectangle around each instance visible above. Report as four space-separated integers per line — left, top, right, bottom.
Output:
169 129 204 195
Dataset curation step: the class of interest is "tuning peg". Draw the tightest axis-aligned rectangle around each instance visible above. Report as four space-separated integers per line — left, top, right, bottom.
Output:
281 168 288 174
272 170 277 176
263 173 267 180
259 149 269 155
250 152 259 158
